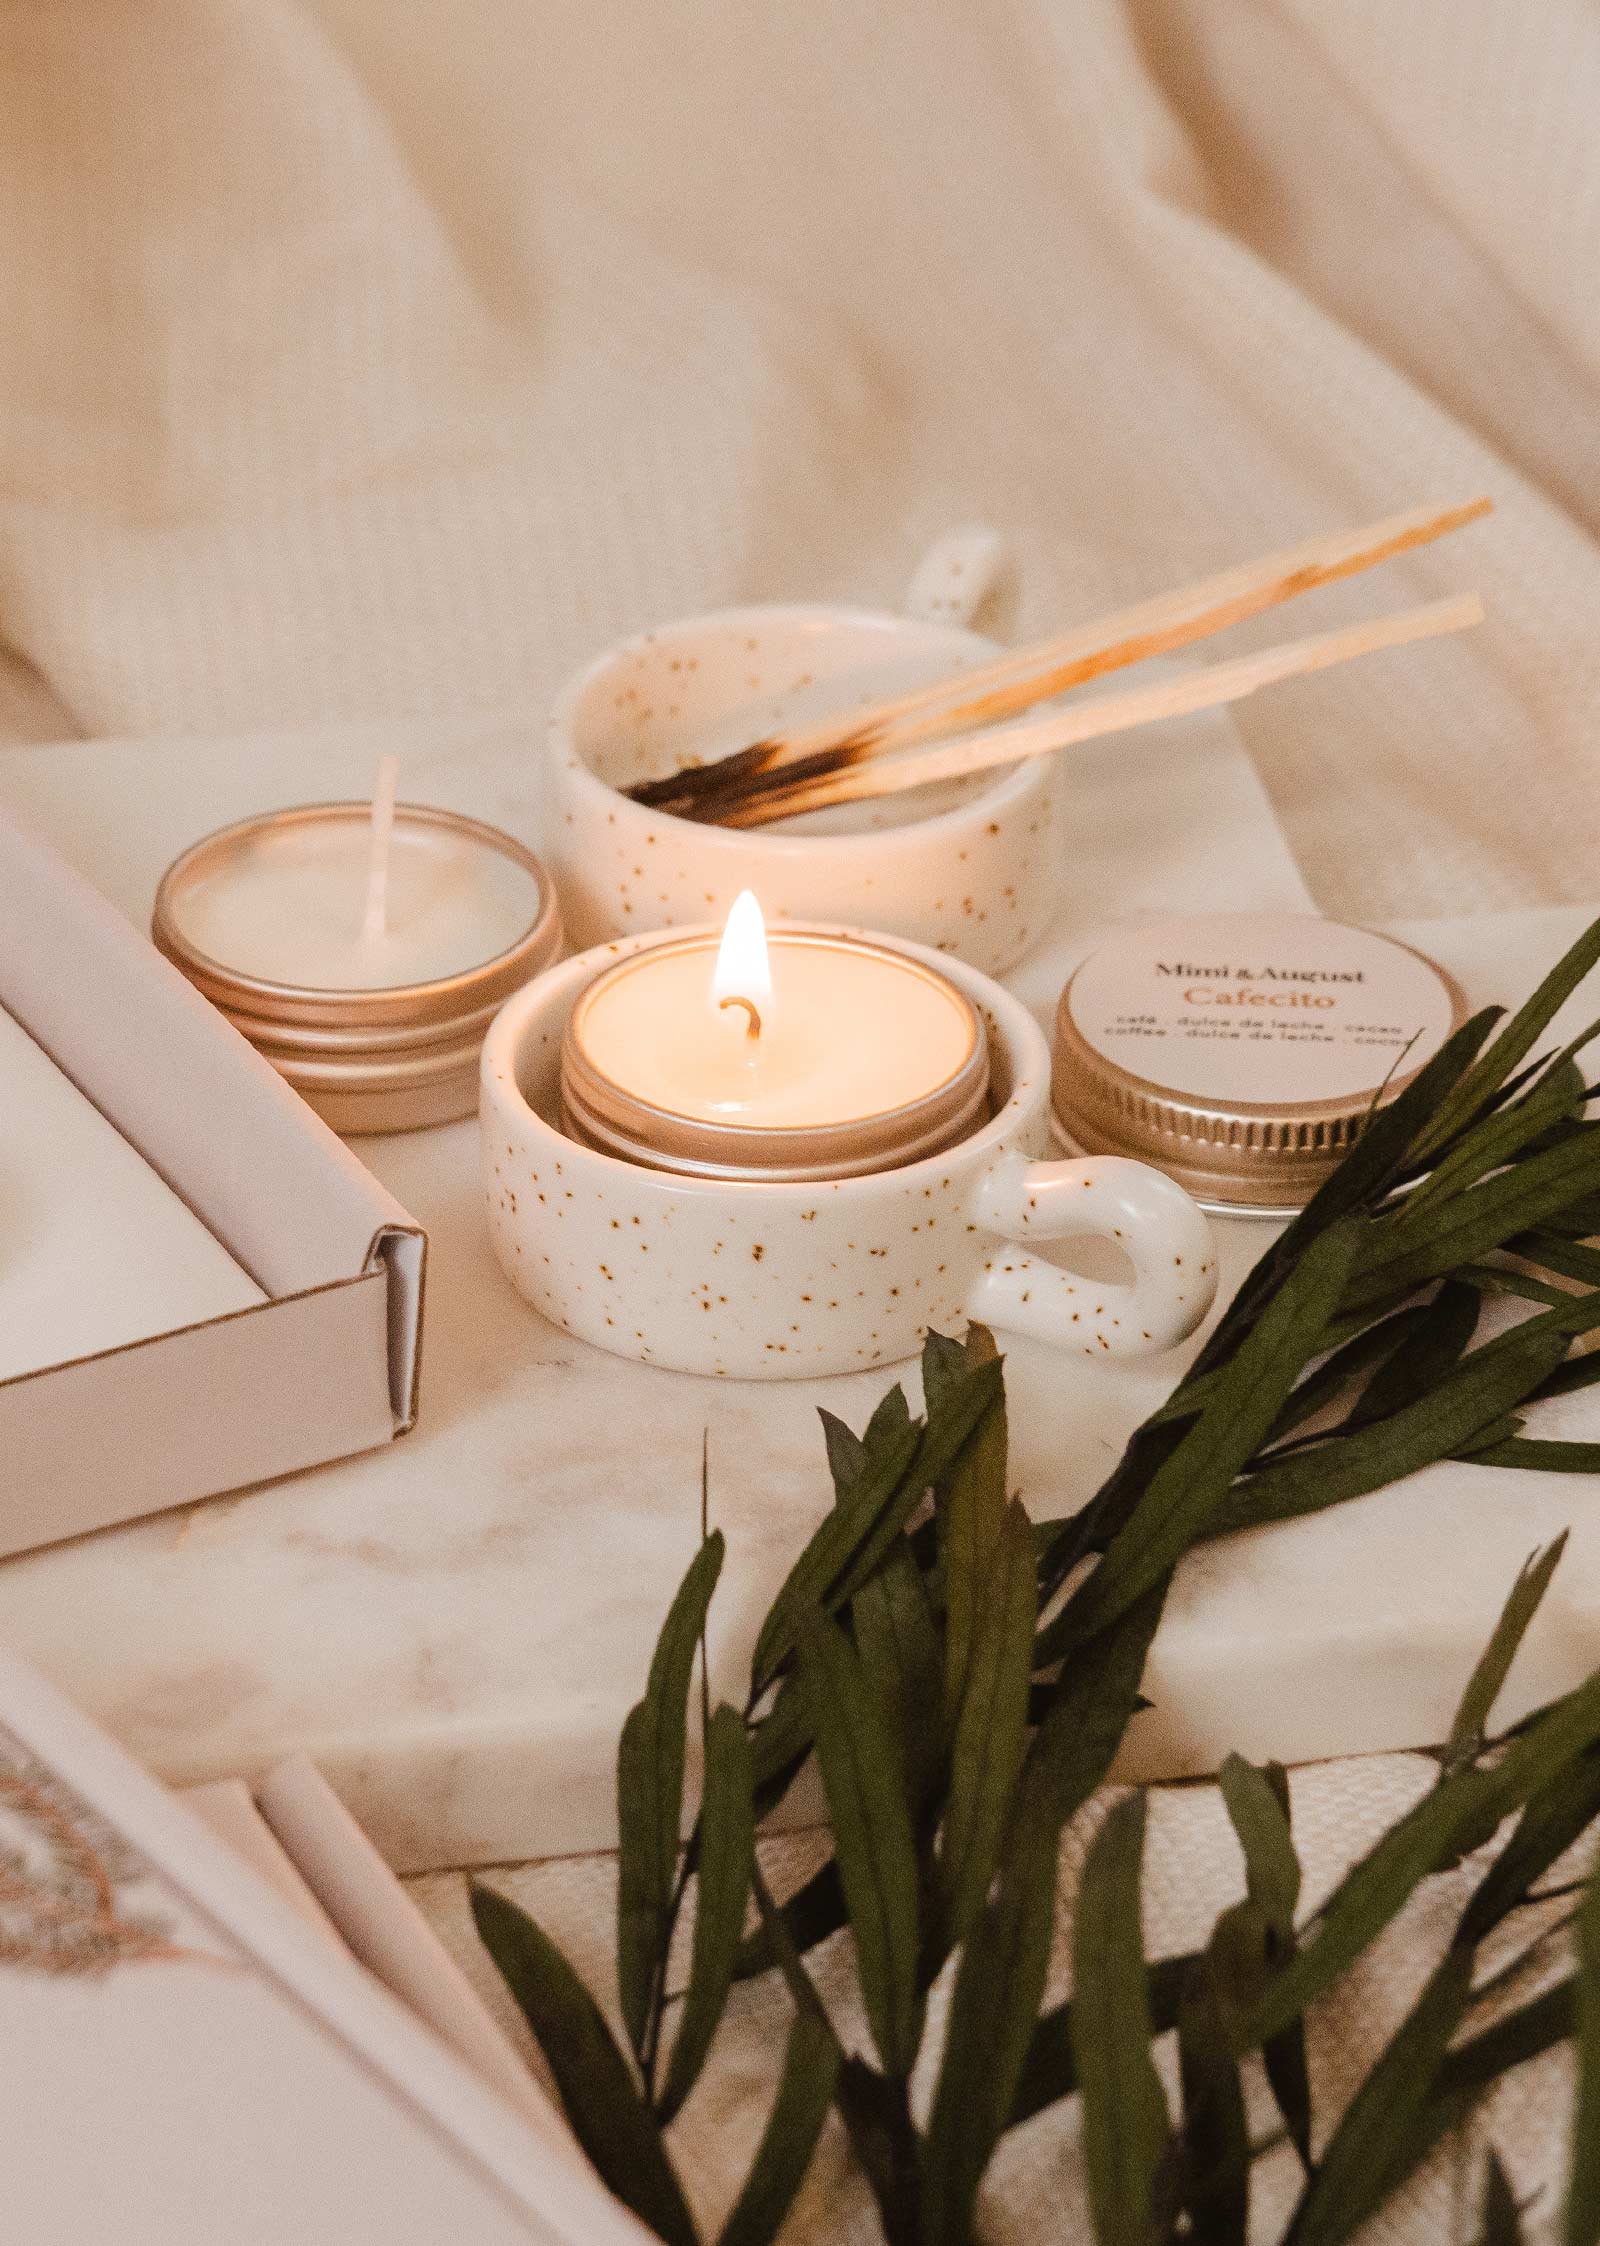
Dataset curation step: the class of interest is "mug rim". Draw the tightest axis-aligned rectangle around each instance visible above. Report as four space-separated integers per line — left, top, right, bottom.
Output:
545 601 1050 856
481 921 1052 1199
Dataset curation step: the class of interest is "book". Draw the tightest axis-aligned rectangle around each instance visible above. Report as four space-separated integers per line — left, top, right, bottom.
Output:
0 1643 642 2245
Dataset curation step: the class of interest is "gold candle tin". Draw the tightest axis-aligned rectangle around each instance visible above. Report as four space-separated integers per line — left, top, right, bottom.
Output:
560 929 991 1183
153 803 563 1135
1050 912 1466 1214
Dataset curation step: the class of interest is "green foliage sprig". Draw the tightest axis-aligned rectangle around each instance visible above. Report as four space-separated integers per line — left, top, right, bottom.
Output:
475 917 1600 2246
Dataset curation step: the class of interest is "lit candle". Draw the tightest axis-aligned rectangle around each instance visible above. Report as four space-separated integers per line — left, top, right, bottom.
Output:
560 893 989 1180
153 788 562 1134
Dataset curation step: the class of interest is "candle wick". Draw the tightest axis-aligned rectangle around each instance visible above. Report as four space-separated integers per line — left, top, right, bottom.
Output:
718 994 763 1041
361 753 400 941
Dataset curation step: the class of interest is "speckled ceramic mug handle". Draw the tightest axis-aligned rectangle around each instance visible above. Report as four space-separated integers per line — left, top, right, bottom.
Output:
901 526 1007 630
966 1150 1217 1359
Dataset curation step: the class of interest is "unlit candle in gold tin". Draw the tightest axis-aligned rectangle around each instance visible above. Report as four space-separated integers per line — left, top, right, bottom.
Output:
561 928 990 1182
1050 912 1466 1214
153 803 563 1134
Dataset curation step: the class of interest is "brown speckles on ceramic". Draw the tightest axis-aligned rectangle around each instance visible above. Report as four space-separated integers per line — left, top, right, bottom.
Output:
544 605 1056 975
481 928 1218 1382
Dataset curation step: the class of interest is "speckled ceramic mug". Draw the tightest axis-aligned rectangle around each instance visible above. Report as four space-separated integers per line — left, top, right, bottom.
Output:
481 926 1217 1381
544 605 1057 975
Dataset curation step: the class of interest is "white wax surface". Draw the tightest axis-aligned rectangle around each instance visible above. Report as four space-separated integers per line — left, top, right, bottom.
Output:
0 1005 264 1383
578 942 975 1125
171 816 543 991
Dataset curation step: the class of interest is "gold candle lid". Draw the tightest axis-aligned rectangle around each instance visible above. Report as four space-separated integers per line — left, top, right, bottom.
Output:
153 803 563 1134
561 929 990 1182
1051 913 1467 1213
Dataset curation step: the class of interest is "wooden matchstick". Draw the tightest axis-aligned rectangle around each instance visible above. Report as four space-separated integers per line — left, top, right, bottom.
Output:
629 496 1491 819
707 594 1485 828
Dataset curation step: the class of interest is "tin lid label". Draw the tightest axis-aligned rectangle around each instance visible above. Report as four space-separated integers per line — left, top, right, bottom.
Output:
1065 913 1460 1109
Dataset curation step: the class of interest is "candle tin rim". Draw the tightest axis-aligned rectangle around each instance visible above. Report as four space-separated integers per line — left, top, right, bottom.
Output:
151 801 561 1026
266 1039 478 1095
1050 916 1467 1211
560 927 990 1182
298 1072 476 1136
222 993 509 1058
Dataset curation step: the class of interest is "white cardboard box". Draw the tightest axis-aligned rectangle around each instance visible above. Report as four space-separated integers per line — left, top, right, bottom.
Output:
0 809 425 1555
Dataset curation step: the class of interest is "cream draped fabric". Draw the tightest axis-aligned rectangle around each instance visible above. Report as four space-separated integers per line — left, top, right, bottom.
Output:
4 0 1597 2234
2 0 1599 924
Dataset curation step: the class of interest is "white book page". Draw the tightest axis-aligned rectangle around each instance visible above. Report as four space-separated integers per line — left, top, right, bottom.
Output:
0 1655 648 2246
0 1733 545 2245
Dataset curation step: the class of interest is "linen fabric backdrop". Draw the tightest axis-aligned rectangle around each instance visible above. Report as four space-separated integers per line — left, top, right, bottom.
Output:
3 0 1595 2236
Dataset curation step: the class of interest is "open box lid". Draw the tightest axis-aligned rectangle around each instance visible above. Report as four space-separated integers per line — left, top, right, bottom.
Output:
0 810 427 1552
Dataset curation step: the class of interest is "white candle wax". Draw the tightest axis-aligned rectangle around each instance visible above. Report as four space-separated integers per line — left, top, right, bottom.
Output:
168 813 544 991
0 1005 263 1383
577 938 976 1127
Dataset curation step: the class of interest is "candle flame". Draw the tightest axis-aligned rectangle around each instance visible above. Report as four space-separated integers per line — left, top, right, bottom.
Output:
712 889 773 1013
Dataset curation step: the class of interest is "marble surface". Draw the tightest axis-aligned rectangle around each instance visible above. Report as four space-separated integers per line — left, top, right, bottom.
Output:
1 713 1597 1872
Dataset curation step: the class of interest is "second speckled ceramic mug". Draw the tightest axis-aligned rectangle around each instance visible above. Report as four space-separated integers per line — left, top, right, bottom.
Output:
481 926 1218 1380
544 605 1058 975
